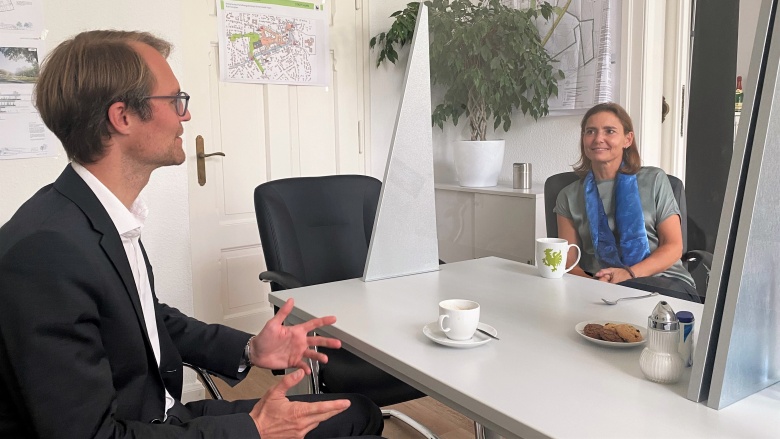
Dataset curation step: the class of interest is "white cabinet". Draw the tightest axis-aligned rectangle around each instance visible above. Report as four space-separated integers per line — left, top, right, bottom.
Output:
434 183 547 265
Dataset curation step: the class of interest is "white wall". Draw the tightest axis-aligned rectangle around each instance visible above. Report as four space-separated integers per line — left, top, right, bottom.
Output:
0 0 193 318
368 2 585 188
737 0 763 86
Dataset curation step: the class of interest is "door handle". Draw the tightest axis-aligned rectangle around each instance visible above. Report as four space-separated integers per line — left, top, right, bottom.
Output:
198 152 225 159
195 135 225 186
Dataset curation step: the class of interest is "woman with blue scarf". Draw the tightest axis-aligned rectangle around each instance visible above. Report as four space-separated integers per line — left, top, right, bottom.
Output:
554 103 697 300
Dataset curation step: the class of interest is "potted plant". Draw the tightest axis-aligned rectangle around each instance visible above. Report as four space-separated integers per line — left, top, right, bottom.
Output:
371 0 563 187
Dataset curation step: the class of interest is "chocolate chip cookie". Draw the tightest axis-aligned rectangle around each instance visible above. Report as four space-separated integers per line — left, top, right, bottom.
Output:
600 325 624 342
583 323 604 340
615 323 643 342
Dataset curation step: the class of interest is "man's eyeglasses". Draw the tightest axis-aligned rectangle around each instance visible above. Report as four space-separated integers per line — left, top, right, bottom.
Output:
142 91 190 117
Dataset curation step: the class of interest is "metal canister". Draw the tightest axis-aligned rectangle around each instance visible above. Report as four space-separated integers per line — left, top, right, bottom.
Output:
513 163 532 189
676 311 695 367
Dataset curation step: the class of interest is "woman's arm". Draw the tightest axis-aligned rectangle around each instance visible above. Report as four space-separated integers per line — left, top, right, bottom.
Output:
556 214 591 278
596 214 683 284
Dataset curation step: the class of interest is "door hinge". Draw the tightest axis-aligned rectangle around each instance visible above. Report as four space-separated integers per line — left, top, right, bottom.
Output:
355 0 362 10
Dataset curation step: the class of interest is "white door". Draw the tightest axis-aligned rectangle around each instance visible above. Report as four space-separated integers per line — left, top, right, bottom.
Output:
182 0 370 333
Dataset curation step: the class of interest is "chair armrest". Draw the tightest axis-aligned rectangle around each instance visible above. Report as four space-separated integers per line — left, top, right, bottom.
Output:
259 270 304 290
684 250 713 273
183 362 223 400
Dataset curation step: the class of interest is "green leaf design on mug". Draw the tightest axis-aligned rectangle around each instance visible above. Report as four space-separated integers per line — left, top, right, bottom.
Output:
542 249 563 272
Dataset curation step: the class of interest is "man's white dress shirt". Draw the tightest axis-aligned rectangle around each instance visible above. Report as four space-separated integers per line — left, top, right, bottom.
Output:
72 162 175 416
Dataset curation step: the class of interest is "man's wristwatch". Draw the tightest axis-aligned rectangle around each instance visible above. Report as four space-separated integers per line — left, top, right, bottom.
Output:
243 336 254 367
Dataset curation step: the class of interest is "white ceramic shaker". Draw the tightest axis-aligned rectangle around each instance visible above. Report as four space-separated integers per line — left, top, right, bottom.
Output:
639 301 685 384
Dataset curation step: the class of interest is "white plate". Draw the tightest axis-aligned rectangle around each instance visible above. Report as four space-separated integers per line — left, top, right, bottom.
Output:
575 320 647 348
423 322 497 349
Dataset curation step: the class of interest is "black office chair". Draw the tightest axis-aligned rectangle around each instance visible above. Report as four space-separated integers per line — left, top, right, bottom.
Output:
253 175 437 439
543 171 712 299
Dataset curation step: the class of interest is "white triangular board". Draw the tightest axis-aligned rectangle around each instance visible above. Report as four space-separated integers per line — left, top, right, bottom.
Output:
363 3 439 282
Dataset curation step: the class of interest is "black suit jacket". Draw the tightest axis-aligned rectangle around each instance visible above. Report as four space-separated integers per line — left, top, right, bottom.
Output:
0 166 257 438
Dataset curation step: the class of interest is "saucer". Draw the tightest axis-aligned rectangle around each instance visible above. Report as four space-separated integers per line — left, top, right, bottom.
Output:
575 320 647 348
423 322 497 348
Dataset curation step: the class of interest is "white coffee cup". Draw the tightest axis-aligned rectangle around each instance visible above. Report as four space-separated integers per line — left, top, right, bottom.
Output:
438 299 480 340
535 238 581 279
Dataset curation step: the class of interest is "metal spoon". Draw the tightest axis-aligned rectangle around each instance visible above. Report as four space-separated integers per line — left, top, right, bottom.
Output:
476 328 500 340
601 292 659 305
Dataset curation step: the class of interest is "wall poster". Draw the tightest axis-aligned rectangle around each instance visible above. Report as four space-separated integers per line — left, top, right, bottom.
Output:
506 0 621 113
216 0 330 86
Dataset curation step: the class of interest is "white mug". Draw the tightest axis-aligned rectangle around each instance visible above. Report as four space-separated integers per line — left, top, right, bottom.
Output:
535 238 581 279
438 299 480 341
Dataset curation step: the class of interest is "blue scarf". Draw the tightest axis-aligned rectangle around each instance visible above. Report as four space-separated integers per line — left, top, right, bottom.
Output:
584 169 650 268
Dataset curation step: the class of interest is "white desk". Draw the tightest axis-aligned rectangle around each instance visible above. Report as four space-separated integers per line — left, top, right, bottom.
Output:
268 257 780 439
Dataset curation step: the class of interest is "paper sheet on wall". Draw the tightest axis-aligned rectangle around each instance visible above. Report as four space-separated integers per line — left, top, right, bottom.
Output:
216 0 330 86
0 0 44 38
506 0 621 113
0 37 54 160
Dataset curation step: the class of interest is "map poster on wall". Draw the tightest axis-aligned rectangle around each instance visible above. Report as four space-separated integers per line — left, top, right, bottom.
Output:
506 0 621 113
217 0 330 86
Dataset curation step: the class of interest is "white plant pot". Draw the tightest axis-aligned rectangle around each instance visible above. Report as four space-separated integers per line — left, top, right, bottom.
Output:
453 140 505 187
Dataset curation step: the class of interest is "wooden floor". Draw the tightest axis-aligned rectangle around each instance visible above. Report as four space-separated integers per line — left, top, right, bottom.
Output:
208 367 476 438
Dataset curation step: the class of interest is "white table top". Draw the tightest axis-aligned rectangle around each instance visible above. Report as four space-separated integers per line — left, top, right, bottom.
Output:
269 257 780 439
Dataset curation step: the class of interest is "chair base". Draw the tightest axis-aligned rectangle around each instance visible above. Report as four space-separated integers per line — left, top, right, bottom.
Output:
383 409 439 439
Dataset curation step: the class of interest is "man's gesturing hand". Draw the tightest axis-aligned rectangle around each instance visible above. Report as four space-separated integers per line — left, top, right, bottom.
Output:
250 298 342 373
250 369 350 439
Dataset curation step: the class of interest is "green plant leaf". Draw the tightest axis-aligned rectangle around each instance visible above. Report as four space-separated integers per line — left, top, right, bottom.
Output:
371 0 561 140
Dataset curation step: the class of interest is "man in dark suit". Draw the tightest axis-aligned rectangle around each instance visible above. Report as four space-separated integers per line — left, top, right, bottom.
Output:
0 30 383 438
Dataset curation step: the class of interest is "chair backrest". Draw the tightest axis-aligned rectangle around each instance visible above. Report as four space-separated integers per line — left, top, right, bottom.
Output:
543 171 688 254
667 174 688 254
543 172 579 239
253 175 381 290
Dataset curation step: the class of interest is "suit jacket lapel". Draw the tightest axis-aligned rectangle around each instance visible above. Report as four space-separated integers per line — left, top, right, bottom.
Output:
140 241 184 397
53 165 152 344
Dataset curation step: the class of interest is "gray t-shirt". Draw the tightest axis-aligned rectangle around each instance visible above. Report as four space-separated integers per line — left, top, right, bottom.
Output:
554 166 694 287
